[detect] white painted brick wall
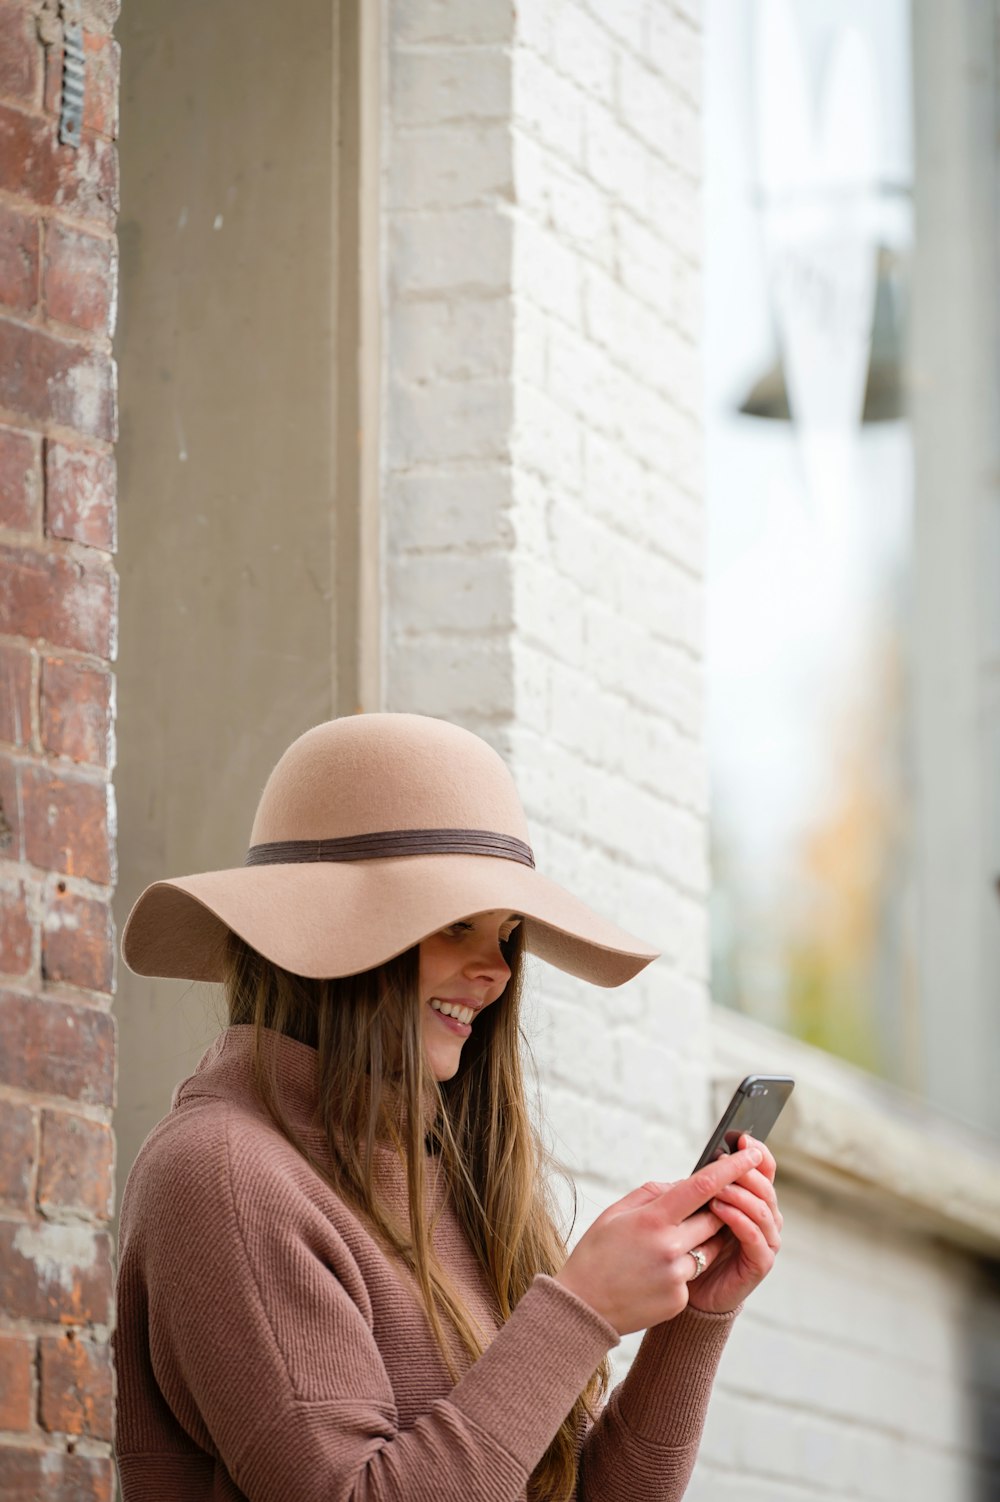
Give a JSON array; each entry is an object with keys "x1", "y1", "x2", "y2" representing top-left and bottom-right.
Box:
[
  {"x1": 381, "y1": 1, "x2": 1000, "y2": 1497},
  {"x1": 690, "y1": 1181, "x2": 992, "y2": 1502},
  {"x1": 384, "y1": 1, "x2": 516, "y2": 726}
]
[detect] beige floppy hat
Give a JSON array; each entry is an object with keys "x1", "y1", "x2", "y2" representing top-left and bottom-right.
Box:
[{"x1": 120, "y1": 713, "x2": 660, "y2": 988}]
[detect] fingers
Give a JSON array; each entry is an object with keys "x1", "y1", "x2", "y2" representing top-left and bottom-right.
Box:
[
  {"x1": 710, "y1": 1181, "x2": 782, "y2": 1254},
  {"x1": 666, "y1": 1146, "x2": 764, "y2": 1222},
  {"x1": 672, "y1": 1207, "x2": 724, "y2": 1251},
  {"x1": 729, "y1": 1135, "x2": 782, "y2": 1229},
  {"x1": 724, "y1": 1166, "x2": 783, "y2": 1230},
  {"x1": 738, "y1": 1132, "x2": 777, "y2": 1184}
]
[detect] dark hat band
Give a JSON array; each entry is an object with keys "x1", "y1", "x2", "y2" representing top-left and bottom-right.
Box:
[{"x1": 244, "y1": 828, "x2": 536, "y2": 868}]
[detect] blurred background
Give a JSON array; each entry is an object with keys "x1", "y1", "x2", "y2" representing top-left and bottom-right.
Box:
[{"x1": 705, "y1": 0, "x2": 1000, "y2": 1142}]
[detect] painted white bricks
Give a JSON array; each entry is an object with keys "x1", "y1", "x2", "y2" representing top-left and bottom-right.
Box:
[
  {"x1": 390, "y1": 47, "x2": 511, "y2": 125},
  {"x1": 616, "y1": 206, "x2": 702, "y2": 337},
  {"x1": 511, "y1": 217, "x2": 583, "y2": 327},
  {"x1": 380, "y1": 3, "x2": 998, "y2": 1498},
  {"x1": 389, "y1": 207, "x2": 512, "y2": 296},
  {"x1": 583, "y1": 0, "x2": 647, "y2": 58},
  {"x1": 583, "y1": 95, "x2": 651, "y2": 208},
  {"x1": 512, "y1": 389, "x2": 584, "y2": 493},
  {"x1": 694, "y1": 1180, "x2": 986, "y2": 1502},
  {"x1": 391, "y1": 1, "x2": 513, "y2": 47},
  {"x1": 385, "y1": 0, "x2": 716, "y2": 1179},
  {"x1": 388, "y1": 469, "x2": 515, "y2": 553},
  {"x1": 391, "y1": 297, "x2": 512, "y2": 384},
  {"x1": 388, "y1": 635, "x2": 515, "y2": 720},
  {"x1": 647, "y1": 3, "x2": 702, "y2": 106},
  {"x1": 616, "y1": 51, "x2": 702, "y2": 177},
  {"x1": 388, "y1": 124, "x2": 512, "y2": 210},
  {"x1": 385, "y1": 0, "x2": 516, "y2": 723},
  {"x1": 388, "y1": 551, "x2": 512, "y2": 633},
  {"x1": 513, "y1": 48, "x2": 588, "y2": 165},
  {"x1": 551, "y1": 4, "x2": 617, "y2": 107},
  {"x1": 505, "y1": 15, "x2": 718, "y2": 1382},
  {"x1": 515, "y1": 133, "x2": 615, "y2": 269},
  {"x1": 388, "y1": 376, "x2": 512, "y2": 466}
]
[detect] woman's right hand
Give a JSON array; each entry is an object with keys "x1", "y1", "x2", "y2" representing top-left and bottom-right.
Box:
[{"x1": 553, "y1": 1145, "x2": 763, "y2": 1336}]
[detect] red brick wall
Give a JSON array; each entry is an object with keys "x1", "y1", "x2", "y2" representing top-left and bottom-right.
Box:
[{"x1": 0, "y1": 0, "x2": 119, "y2": 1494}]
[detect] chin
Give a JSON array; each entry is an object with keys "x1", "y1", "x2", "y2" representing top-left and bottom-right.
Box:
[{"x1": 428, "y1": 1049, "x2": 461, "y2": 1082}]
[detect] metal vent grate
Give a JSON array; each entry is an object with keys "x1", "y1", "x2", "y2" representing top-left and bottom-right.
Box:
[{"x1": 58, "y1": 22, "x2": 85, "y2": 149}]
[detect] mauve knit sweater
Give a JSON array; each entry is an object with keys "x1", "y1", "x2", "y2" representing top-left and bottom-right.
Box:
[{"x1": 113, "y1": 1026, "x2": 738, "y2": 1501}]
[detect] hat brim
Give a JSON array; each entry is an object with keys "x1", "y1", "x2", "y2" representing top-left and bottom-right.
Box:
[{"x1": 120, "y1": 854, "x2": 660, "y2": 989}]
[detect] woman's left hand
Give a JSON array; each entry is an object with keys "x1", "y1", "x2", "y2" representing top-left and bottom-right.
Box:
[{"x1": 685, "y1": 1133, "x2": 782, "y2": 1315}]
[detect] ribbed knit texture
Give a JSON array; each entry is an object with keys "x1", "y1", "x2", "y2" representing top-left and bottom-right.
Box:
[{"x1": 113, "y1": 1026, "x2": 737, "y2": 1501}]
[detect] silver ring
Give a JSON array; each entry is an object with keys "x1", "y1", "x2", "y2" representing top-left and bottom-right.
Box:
[{"x1": 688, "y1": 1247, "x2": 707, "y2": 1278}]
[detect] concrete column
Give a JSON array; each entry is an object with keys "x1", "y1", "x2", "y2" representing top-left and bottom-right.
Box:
[
  {"x1": 113, "y1": 0, "x2": 369, "y2": 1190},
  {"x1": 910, "y1": 0, "x2": 1000, "y2": 1133}
]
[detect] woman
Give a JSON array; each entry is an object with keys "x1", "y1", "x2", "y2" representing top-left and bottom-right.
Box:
[{"x1": 114, "y1": 713, "x2": 781, "y2": 1502}]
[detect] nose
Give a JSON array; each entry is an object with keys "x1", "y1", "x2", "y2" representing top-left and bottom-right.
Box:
[{"x1": 461, "y1": 935, "x2": 511, "y2": 987}]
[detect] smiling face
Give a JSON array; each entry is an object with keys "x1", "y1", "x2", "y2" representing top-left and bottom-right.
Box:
[{"x1": 418, "y1": 909, "x2": 523, "y2": 1081}]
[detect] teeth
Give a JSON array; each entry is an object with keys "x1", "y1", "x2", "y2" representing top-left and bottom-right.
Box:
[{"x1": 430, "y1": 999, "x2": 474, "y2": 1025}]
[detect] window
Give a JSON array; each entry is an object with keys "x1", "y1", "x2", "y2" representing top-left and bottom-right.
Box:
[{"x1": 705, "y1": 0, "x2": 918, "y2": 1087}]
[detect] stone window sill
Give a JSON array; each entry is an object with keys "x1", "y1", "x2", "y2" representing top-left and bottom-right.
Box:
[{"x1": 709, "y1": 1004, "x2": 1000, "y2": 1256}]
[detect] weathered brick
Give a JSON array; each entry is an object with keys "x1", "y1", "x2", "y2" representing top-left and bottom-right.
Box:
[
  {"x1": 0, "y1": 3, "x2": 42, "y2": 105},
  {"x1": 42, "y1": 886, "x2": 113, "y2": 993},
  {"x1": 77, "y1": 0, "x2": 122, "y2": 32},
  {"x1": 0, "y1": 200, "x2": 40, "y2": 314},
  {"x1": 0, "y1": 990, "x2": 115, "y2": 1106},
  {"x1": 41, "y1": 656, "x2": 114, "y2": 766},
  {"x1": 0, "y1": 874, "x2": 33, "y2": 977},
  {"x1": 39, "y1": 1331, "x2": 113, "y2": 1439},
  {"x1": 0, "y1": 641, "x2": 33, "y2": 746},
  {"x1": 21, "y1": 761, "x2": 113, "y2": 883},
  {"x1": 0, "y1": 751, "x2": 21, "y2": 859},
  {"x1": 0, "y1": 1445, "x2": 113, "y2": 1500},
  {"x1": 44, "y1": 440, "x2": 116, "y2": 551},
  {"x1": 42, "y1": 221, "x2": 116, "y2": 335},
  {"x1": 44, "y1": 31, "x2": 121, "y2": 140},
  {"x1": 0, "y1": 1334, "x2": 34, "y2": 1431},
  {"x1": 0, "y1": 322, "x2": 116, "y2": 441},
  {"x1": 0, "y1": 423, "x2": 42, "y2": 530},
  {"x1": 0, "y1": 1219, "x2": 112, "y2": 1325},
  {"x1": 0, "y1": 1098, "x2": 35, "y2": 1209},
  {"x1": 0, "y1": 102, "x2": 118, "y2": 228},
  {"x1": 0, "y1": 544, "x2": 116, "y2": 657},
  {"x1": 38, "y1": 1109, "x2": 113, "y2": 1220}
]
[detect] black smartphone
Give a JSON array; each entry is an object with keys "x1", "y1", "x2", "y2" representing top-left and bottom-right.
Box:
[{"x1": 691, "y1": 1074, "x2": 795, "y2": 1174}]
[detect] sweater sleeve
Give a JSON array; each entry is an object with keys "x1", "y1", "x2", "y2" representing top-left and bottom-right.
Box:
[
  {"x1": 576, "y1": 1304, "x2": 740, "y2": 1502},
  {"x1": 121, "y1": 1116, "x2": 621, "y2": 1502}
]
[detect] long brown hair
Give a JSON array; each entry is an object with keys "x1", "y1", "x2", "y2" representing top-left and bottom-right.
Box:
[{"x1": 222, "y1": 923, "x2": 611, "y2": 1502}]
